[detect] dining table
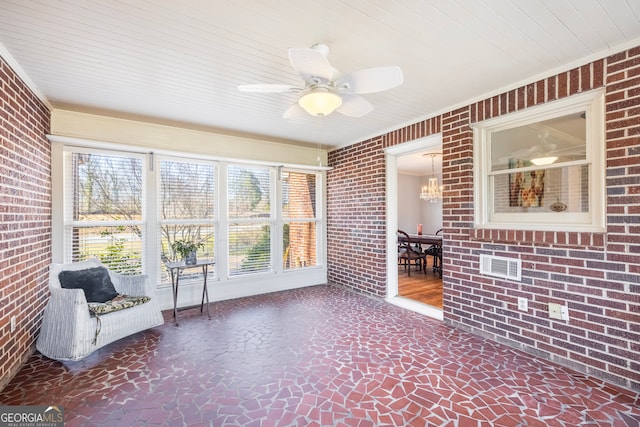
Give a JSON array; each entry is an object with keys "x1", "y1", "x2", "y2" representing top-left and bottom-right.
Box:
[
  {"x1": 403, "y1": 233, "x2": 442, "y2": 246},
  {"x1": 398, "y1": 233, "x2": 443, "y2": 275}
]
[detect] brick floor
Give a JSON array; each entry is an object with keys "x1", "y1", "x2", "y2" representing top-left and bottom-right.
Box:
[{"x1": 1, "y1": 285, "x2": 639, "y2": 426}]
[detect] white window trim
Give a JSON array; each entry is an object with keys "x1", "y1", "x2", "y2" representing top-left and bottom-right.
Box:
[
  {"x1": 473, "y1": 89, "x2": 606, "y2": 232},
  {"x1": 156, "y1": 155, "x2": 218, "y2": 286},
  {"x1": 225, "y1": 162, "x2": 277, "y2": 278},
  {"x1": 281, "y1": 168, "x2": 324, "y2": 272},
  {"x1": 61, "y1": 146, "x2": 149, "y2": 268}
]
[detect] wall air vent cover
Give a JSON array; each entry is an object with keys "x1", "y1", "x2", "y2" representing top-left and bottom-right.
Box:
[{"x1": 479, "y1": 254, "x2": 521, "y2": 281}]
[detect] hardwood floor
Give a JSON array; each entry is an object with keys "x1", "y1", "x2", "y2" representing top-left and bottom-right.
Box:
[{"x1": 398, "y1": 257, "x2": 443, "y2": 308}]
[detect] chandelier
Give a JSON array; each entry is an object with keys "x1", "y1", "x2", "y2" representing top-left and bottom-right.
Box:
[{"x1": 419, "y1": 153, "x2": 443, "y2": 203}]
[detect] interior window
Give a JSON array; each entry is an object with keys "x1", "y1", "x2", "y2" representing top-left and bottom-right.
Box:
[{"x1": 474, "y1": 90, "x2": 605, "y2": 232}]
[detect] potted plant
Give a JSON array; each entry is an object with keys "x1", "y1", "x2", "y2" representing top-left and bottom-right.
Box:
[{"x1": 171, "y1": 239, "x2": 204, "y2": 265}]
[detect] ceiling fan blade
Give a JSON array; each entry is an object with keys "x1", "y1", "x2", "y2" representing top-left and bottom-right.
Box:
[
  {"x1": 283, "y1": 103, "x2": 308, "y2": 120},
  {"x1": 336, "y1": 94, "x2": 373, "y2": 117},
  {"x1": 336, "y1": 66, "x2": 404, "y2": 94},
  {"x1": 238, "y1": 84, "x2": 298, "y2": 93},
  {"x1": 288, "y1": 47, "x2": 333, "y2": 82}
]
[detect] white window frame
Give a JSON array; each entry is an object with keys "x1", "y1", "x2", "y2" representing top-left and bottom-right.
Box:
[
  {"x1": 281, "y1": 168, "x2": 323, "y2": 271},
  {"x1": 61, "y1": 146, "x2": 148, "y2": 269},
  {"x1": 157, "y1": 155, "x2": 218, "y2": 285},
  {"x1": 225, "y1": 162, "x2": 277, "y2": 278},
  {"x1": 51, "y1": 135, "x2": 328, "y2": 310},
  {"x1": 473, "y1": 90, "x2": 605, "y2": 232}
]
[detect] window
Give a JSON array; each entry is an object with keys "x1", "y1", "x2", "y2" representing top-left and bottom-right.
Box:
[
  {"x1": 63, "y1": 149, "x2": 145, "y2": 274},
  {"x1": 282, "y1": 170, "x2": 320, "y2": 270},
  {"x1": 159, "y1": 158, "x2": 216, "y2": 284},
  {"x1": 227, "y1": 164, "x2": 274, "y2": 276},
  {"x1": 474, "y1": 90, "x2": 605, "y2": 232},
  {"x1": 57, "y1": 140, "x2": 326, "y2": 296}
]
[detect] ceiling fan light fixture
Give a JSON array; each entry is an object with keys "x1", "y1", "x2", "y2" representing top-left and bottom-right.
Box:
[
  {"x1": 241, "y1": 43, "x2": 403, "y2": 118},
  {"x1": 530, "y1": 156, "x2": 558, "y2": 166},
  {"x1": 298, "y1": 88, "x2": 342, "y2": 117}
]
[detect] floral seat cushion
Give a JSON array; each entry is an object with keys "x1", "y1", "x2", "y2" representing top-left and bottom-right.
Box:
[
  {"x1": 86, "y1": 295, "x2": 152, "y2": 344},
  {"x1": 87, "y1": 295, "x2": 151, "y2": 316}
]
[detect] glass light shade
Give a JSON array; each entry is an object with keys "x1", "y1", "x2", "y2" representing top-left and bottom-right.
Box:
[
  {"x1": 530, "y1": 156, "x2": 558, "y2": 166},
  {"x1": 298, "y1": 89, "x2": 342, "y2": 117}
]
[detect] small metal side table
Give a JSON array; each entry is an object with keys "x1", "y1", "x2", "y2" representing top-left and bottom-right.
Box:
[{"x1": 164, "y1": 259, "x2": 215, "y2": 324}]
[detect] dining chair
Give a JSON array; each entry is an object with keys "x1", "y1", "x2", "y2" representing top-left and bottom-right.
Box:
[
  {"x1": 424, "y1": 228, "x2": 443, "y2": 276},
  {"x1": 397, "y1": 230, "x2": 427, "y2": 276}
]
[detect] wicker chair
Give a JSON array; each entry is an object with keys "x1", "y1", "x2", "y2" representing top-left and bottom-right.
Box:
[{"x1": 36, "y1": 259, "x2": 164, "y2": 361}]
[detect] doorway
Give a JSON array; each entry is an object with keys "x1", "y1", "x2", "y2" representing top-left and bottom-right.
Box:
[{"x1": 385, "y1": 135, "x2": 443, "y2": 320}]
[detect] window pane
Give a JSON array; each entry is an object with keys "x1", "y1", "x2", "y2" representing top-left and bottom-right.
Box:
[
  {"x1": 159, "y1": 159, "x2": 216, "y2": 285},
  {"x1": 494, "y1": 164, "x2": 589, "y2": 213},
  {"x1": 228, "y1": 165, "x2": 271, "y2": 218},
  {"x1": 68, "y1": 225, "x2": 143, "y2": 274},
  {"x1": 71, "y1": 153, "x2": 142, "y2": 221},
  {"x1": 229, "y1": 223, "x2": 271, "y2": 275},
  {"x1": 65, "y1": 151, "x2": 144, "y2": 274},
  {"x1": 282, "y1": 171, "x2": 317, "y2": 218},
  {"x1": 491, "y1": 112, "x2": 586, "y2": 172},
  {"x1": 283, "y1": 222, "x2": 317, "y2": 269},
  {"x1": 160, "y1": 224, "x2": 215, "y2": 262},
  {"x1": 160, "y1": 161, "x2": 215, "y2": 220},
  {"x1": 159, "y1": 224, "x2": 215, "y2": 284}
]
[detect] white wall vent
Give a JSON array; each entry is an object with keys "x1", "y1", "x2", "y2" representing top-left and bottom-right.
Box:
[{"x1": 479, "y1": 254, "x2": 521, "y2": 281}]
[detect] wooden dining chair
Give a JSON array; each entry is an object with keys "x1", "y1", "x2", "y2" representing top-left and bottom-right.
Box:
[
  {"x1": 397, "y1": 230, "x2": 427, "y2": 276},
  {"x1": 424, "y1": 228, "x2": 443, "y2": 276}
]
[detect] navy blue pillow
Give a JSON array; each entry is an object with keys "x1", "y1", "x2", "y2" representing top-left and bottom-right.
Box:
[{"x1": 58, "y1": 267, "x2": 119, "y2": 303}]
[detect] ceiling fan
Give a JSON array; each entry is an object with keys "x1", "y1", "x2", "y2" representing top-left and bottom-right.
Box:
[{"x1": 238, "y1": 43, "x2": 403, "y2": 119}]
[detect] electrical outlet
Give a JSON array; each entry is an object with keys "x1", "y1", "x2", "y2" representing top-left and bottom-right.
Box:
[
  {"x1": 10, "y1": 316, "x2": 16, "y2": 333},
  {"x1": 560, "y1": 305, "x2": 569, "y2": 321},
  {"x1": 517, "y1": 297, "x2": 528, "y2": 311},
  {"x1": 549, "y1": 303, "x2": 566, "y2": 320}
]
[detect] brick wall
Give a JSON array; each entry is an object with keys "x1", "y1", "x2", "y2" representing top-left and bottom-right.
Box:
[
  {"x1": 327, "y1": 46, "x2": 640, "y2": 391},
  {"x1": 327, "y1": 137, "x2": 387, "y2": 295},
  {"x1": 0, "y1": 58, "x2": 51, "y2": 390}
]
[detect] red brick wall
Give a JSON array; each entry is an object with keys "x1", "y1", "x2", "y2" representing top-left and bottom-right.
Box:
[
  {"x1": 327, "y1": 118, "x2": 441, "y2": 296},
  {"x1": 327, "y1": 137, "x2": 386, "y2": 295},
  {"x1": 327, "y1": 46, "x2": 640, "y2": 391},
  {"x1": 0, "y1": 58, "x2": 51, "y2": 390}
]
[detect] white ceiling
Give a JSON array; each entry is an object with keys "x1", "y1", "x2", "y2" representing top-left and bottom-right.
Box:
[
  {"x1": 0, "y1": 0, "x2": 639, "y2": 160},
  {"x1": 397, "y1": 151, "x2": 443, "y2": 178}
]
